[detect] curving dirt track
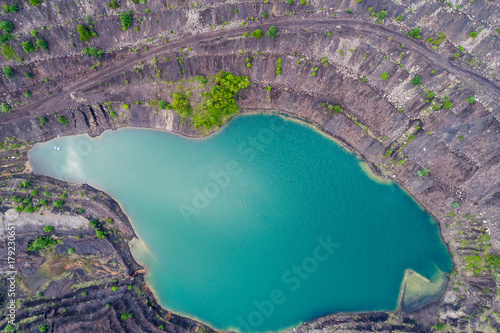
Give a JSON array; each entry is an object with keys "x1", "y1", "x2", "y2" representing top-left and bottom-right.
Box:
[{"x1": 1, "y1": 17, "x2": 498, "y2": 125}]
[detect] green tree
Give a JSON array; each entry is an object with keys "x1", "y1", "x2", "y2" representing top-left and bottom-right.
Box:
[
  {"x1": 466, "y1": 96, "x2": 475, "y2": 103},
  {"x1": 38, "y1": 324, "x2": 48, "y2": 332},
  {"x1": 266, "y1": 25, "x2": 277, "y2": 39},
  {"x1": 21, "y1": 40, "x2": 36, "y2": 54},
  {"x1": 408, "y1": 28, "x2": 421, "y2": 39},
  {"x1": 377, "y1": 11, "x2": 387, "y2": 19},
  {"x1": 251, "y1": 29, "x2": 264, "y2": 39},
  {"x1": 108, "y1": 0, "x2": 119, "y2": 9},
  {"x1": 68, "y1": 248, "x2": 75, "y2": 254},
  {"x1": 171, "y1": 93, "x2": 192, "y2": 120},
  {"x1": 3, "y1": 65, "x2": 13, "y2": 78},
  {"x1": 380, "y1": 71, "x2": 389, "y2": 81},
  {"x1": 121, "y1": 313, "x2": 132, "y2": 321},
  {"x1": 37, "y1": 39, "x2": 49, "y2": 50},
  {"x1": 1, "y1": 44, "x2": 16, "y2": 60},
  {"x1": 96, "y1": 230, "x2": 106, "y2": 239},
  {"x1": 1, "y1": 102, "x2": 11, "y2": 114},
  {"x1": 2, "y1": 4, "x2": 19, "y2": 13},
  {"x1": 262, "y1": 12, "x2": 268, "y2": 18},
  {"x1": 120, "y1": 12, "x2": 133, "y2": 30},
  {"x1": 417, "y1": 168, "x2": 430, "y2": 177},
  {"x1": 57, "y1": 116, "x2": 68, "y2": 125},
  {"x1": 158, "y1": 100, "x2": 168, "y2": 109},
  {"x1": 28, "y1": 236, "x2": 56, "y2": 251},
  {"x1": 0, "y1": 21, "x2": 14, "y2": 33},
  {"x1": 77, "y1": 25, "x2": 92, "y2": 41},
  {"x1": 83, "y1": 47, "x2": 104, "y2": 58},
  {"x1": 29, "y1": 0, "x2": 43, "y2": 5},
  {"x1": 53, "y1": 200, "x2": 65, "y2": 208},
  {"x1": 44, "y1": 225, "x2": 54, "y2": 233},
  {"x1": 411, "y1": 75, "x2": 421, "y2": 85}
]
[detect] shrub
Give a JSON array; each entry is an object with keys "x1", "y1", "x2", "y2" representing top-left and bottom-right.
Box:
[
  {"x1": 2, "y1": 4, "x2": 19, "y2": 13},
  {"x1": 411, "y1": 75, "x2": 421, "y2": 85},
  {"x1": 287, "y1": 0, "x2": 293, "y2": 4},
  {"x1": 262, "y1": 12, "x2": 268, "y2": 18},
  {"x1": 0, "y1": 21, "x2": 14, "y2": 33},
  {"x1": 158, "y1": 100, "x2": 168, "y2": 109},
  {"x1": 171, "y1": 93, "x2": 192, "y2": 120},
  {"x1": 28, "y1": 236, "x2": 56, "y2": 251},
  {"x1": 377, "y1": 11, "x2": 387, "y2": 20},
  {"x1": 23, "y1": 204, "x2": 35, "y2": 213},
  {"x1": 426, "y1": 91, "x2": 435, "y2": 99},
  {"x1": 31, "y1": 190, "x2": 39, "y2": 196},
  {"x1": 122, "y1": 104, "x2": 130, "y2": 110},
  {"x1": 121, "y1": 312, "x2": 132, "y2": 321},
  {"x1": 1, "y1": 102, "x2": 11, "y2": 114},
  {"x1": 29, "y1": 0, "x2": 42, "y2": 5},
  {"x1": 408, "y1": 28, "x2": 421, "y2": 39},
  {"x1": 43, "y1": 225, "x2": 54, "y2": 232},
  {"x1": 53, "y1": 200, "x2": 65, "y2": 208},
  {"x1": 333, "y1": 105, "x2": 342, "y2": 114},
  {"x1": 380, "y1": 71, "x2": 389, "y2": 81},
  {"x1": 1, "y1": 44, "x2": 16, "y2": 60},
  {"x1": 37, "y1": 39, "x2": 48, "y2": 50},
  {"x1": 0, "y1": 32, "x2": 13, "y2": 44},
  {"x1": 108, "y1": 0, "x2": 119, "y2": 9},
  {"x1": 417, "y1": 168, "x2": 430, "y2": 177},
  {"x1": 396, "y1": 15, "x2": 403, "y2": 22},
  {"x1": 275, "y1": 57, "x2": 282, "y2": 74},
  {"x1": 57, "y1": 116, "x2": 68, "y2": 125},
  {"x1": 346, "y1": 8, "x2": 352, "y2": 13},
  {"x1": 83, "y1": 47, "x2": 104, "y2": 58},
  {"x1": 266, "y1": 25, "x2": 277, "y2": 39},
  {"x1": 466, "y1": 96, "x2": 475, "y2": 103},
  {"x1": 3, "y1": 65, "x2": 13, "y2": 78},
  {"x1": 96, "y1": 230, "x2": 106, "y2": 239},
  {"x1": 112, "y1": 286, "x2": 118, "y2": 291},
  {"x1": 120, "y1": 12, "x2": 133, "y2": 30},
  {"x1": 251, "y1": 29, "x2": 264, "y2": 38},
  {"x1": 469, "y1": 31, "x2": 478, "y2": 38},
  {"x1": 21, "y1": 40, "x2": 36, "y2": 54},
  {"x1": 77, "y1": 25, "x2": 92, "y2": 42},
  {"x1": 37, "y1": 324, "x2": 48, "y2": 332},
  {"x1": 234, "y1": 8, "x2": 238, "y2": 14},
  {"x1": 442, "y1": 96, "x2": 453, "y2": 109}
]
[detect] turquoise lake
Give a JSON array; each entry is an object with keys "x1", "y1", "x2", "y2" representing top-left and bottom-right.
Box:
[{"x1": 29, "y1": 114, "x2": 452, "y2": 332}]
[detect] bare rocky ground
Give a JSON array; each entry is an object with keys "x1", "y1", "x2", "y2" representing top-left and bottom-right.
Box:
[{"x1": 0, "y1": 0, "x2": 499, "y2": 332}]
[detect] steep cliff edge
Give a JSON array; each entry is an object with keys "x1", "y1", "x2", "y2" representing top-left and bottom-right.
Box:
[{"x1": 0, "y1": 0, "x2": 499, "y2": 332}]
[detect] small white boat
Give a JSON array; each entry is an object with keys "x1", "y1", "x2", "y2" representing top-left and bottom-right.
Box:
[{"x1": 53, "y1": 146, "x2": 61, "y2": 151}]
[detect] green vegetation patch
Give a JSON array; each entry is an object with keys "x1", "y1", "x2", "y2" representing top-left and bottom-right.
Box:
[
  {"x1": 28, "y1": 236, "x2": 56, "y2": 252},
  {"x1": 171, "y1": 71, "x2": 250, "y2": 131}
]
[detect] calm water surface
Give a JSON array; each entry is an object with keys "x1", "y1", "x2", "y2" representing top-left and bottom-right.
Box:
[{"x1": 29, "y1": 114, "x2": 452, "y2": 332}]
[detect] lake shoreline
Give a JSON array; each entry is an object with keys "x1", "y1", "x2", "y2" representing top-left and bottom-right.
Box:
[{"x1": 27, "y1": 113, "x2": 453, "y2": 333}]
